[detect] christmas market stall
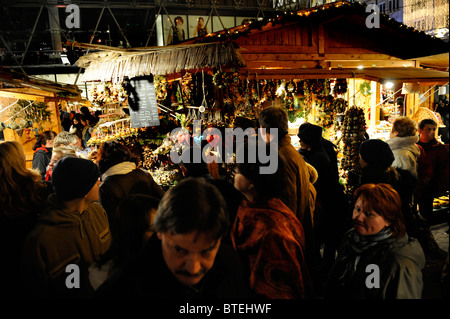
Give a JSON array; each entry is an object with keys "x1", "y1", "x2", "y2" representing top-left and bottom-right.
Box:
[
  {"x1": 180, "y1": 0, "x2": 449, "y2": 194},
  {"x1": 74, "y1": 40, "x2": 245, "y2": 187},
  {"x1": 73, "y1": 1, "x2": 449, "y2": 195},
  {"x1": 0, "y1": 68, "x2": 83, "y2": 168}
]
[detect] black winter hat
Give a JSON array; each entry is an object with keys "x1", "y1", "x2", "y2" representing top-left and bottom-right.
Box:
[
  {"x1": 52, "y1": 157, "x2": 100, "y2": 201},
  {"x1": 297, "y1": 123, "x2": 323, "y2": 147},
  {"x1": 359, "y1": 139, "x2": 395, "y2": 169}
]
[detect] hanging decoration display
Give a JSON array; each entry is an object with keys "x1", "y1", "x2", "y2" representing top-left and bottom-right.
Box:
[
  {"x1": 331, "y1": 97, "x2": 349, "y2": 131},
  {"x1": 7, "y1": 100, "x2": 52, "y2": 133},
  {"x1": 87, "y1": 117, "x2": 139, "y2": 146},
  {"x1": 89, "y1": 82, "x2": 128, "y2": 106},
  {"x1": 180, "y1": 72, "x2": 194, "y2": 106},
  {"x1": 154, "y1": 75, "x2": 169, "y2": 103},
  {"x1": 84, "y1": 63, "x2": 359, "y2": 192},
  {"x1": 340, "y1": 105, "x2": 367, "y2": 195},
  {"x1": 333, "y1": 78, "x2": 348, "y2": 96}
]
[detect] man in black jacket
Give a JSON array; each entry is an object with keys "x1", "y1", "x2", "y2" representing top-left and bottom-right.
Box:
[{"x1": 96, "y1": 177, "x2": 253, "y2": 299}]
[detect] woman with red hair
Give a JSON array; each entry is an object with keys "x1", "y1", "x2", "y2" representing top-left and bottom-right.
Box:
[{"x1": 325, "y1": 183, "x2": 426, "y2": 299}]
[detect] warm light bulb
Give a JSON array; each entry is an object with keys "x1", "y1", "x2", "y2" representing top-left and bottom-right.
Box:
[{"x1": 384, "y1": 82, "x2": 394, "y2": 89}]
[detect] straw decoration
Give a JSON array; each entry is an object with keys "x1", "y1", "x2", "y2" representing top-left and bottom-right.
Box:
[{"x1": 77, "y1": 42, "x2": 245, "y2": 83}]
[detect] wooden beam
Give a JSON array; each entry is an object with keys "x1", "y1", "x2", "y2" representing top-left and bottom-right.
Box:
[
  {"x1": 240, "y1": 53, "x2": 400, "y2": 61},
  {"x1": 240, "y1": 68, "x2": 367, "y2": 80},
  {"x1": 329, "y1": 60, "x2": 416, "y2": 68},
  {"x1": 237, "y1": 45, "x2": 318, "y2": 54},
  {"x1": 0, "y1": 88, "x2": 54, "y2": 97},
  {"x1": 391, "y1": 78, "x2": 449, "y2": 84},
  {"x1": 244, "y1": 61, "x2": 322, "y2": 69},
  {"x1": 0, "y1": 90, "x2": 47, "y2": 102},
  {"x1": 318, "y1": 23, "x2": 325, "y2": 55}
]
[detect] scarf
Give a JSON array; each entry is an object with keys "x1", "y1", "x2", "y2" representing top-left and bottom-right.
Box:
[
  {"x1": 334, "y1": 227, "x2": 393, "y2": 285},
  {"x1": 348, "y1": 227, "x2": 393, "y2": 254}
]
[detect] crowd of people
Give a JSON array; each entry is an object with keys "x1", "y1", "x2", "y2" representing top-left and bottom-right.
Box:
[{"x1": 0, "y1": 105, "x2": 449, "y2": 300}]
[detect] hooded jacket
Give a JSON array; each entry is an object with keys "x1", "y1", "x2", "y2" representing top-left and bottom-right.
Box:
[
  {"x1": 386, "y1": 135, "x2": 421, "y2": 180},
  {"x1": 326, "y1": 231, "x2": 426, "y2": 299},
  {"x1": 21, "y1": 194, "x2": 111, "y2": 298}
]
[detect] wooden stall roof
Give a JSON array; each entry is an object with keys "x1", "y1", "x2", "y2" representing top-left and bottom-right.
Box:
[
  {"x1": 340, "y1": 67, "x2": 449, "y2": 84},
  {"x1": 410, "y1": 53, "x2": 449, "y2": 70},
  {"x1": 183, "y1": 1, "x2": 449, "y2": 81},
  {"x1": 0, "y1": 68, "x2": 82, "y2": 102}
]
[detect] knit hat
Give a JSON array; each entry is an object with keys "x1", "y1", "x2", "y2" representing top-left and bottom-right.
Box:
[
  {"x1": 297, "y1": 123, "x2": 323, "y2": 147},
  {"x1": 52, "y1": 157, "x2": 100, "y2": 201},
  {"x1": 359, "y1": 139, "x2": 395, "y2": 169}
]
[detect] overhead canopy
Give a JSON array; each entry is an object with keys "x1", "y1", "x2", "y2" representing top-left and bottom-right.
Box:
[
  {"x1": 0, "y1": 68, "x2": 82, "y2": 101},
  {"x1": 409, "y1": 53, "x2": 449, "y2": 70},
  {"x1": 74, "y1": 41, "x2": 245, "y2": 83},
  {"x1": 339, "y1": 67, "x2": 449, "y2": 85}
]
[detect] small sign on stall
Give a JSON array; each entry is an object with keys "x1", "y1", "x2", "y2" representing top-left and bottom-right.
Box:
[{"x1": 126, "y1": 76, "x2": 160, "y2": 128}]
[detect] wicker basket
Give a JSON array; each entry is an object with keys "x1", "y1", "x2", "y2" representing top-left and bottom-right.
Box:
[{"x1": 411, "y1": 107, "x2": 444, "y2": 126}]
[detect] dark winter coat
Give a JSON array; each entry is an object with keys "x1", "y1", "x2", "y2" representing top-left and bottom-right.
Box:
[
  {"x1": 325, "y1": 231, "x2": 425, "y2": 299},
  {"x1": 299, "y1": 145, "x2": 349, "y2": 244},
  {"x1": 95, "y1": 233, "x2": 254, "y2": 299},
  {"x1": 416, "y1": 139, "x2": 449, "y2": 199},
  {"x1": 0, "y1": 181, "x2": 53, "y2": 298},
  {"x1": 32, "y1": 147, "x2": 52, "y2": 180}
]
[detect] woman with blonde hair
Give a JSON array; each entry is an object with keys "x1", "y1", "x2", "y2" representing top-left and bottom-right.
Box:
[
  {"x1": 0, "y1": 141, "x2": 53, "y2": 297},
  {"x1": 45, "y1": 145, "x2": 78, "y2": 182}
]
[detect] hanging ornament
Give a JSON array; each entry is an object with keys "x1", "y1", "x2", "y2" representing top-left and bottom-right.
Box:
[{"x1": 333, "y1": 78, "x2": 348, "y2": 96}]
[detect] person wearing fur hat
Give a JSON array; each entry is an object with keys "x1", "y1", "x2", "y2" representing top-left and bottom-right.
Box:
[
  {"x1": 21, "y1": 157, "x2": 112, "y2": 298},
  {"x1": 386, "y1": 116, "x2": 421, "y2": 180},
  {"x1": 385, "y1": 118, "x2": 442, "y2": 257}
]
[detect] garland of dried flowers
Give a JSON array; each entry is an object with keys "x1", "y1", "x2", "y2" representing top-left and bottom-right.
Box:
[{"x1": 340, "y1": 106, "x2": 367, "y2": 195}]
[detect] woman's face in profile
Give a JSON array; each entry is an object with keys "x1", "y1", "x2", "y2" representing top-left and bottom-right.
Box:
[{"x1": 352, "y1": 197, "x2": 390, "y2": 236}]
